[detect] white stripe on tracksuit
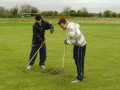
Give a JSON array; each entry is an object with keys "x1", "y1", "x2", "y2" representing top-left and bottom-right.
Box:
[
  {"x1": 78, "y1": 46, "x2": 83, "y2": 80},
  {"x1": 78, "y1": 47, "x2": 81, "y2": 79}
]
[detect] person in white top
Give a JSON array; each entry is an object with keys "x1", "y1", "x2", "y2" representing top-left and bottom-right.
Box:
[{"x1": 58, "y1": 18, "x2": 86, "y2": 83}]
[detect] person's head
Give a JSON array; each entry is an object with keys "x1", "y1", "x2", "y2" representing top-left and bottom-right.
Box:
[
  {"x1": 58, "y1": 18, "x2": 68, "y2": 30},
  {"x1": 35, "y1": 14, "x2": 42, "y2": 24}
]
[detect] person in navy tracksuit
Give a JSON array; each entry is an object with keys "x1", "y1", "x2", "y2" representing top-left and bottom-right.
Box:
[{"x1": 27, "y1": 15, "x2": 54, "y2": 70}]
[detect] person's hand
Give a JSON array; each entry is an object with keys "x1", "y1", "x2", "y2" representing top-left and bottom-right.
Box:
[
  {"x1": 64, "y1": 39, "x2": 70, "y2": 45},
  {"x1": 50, "y1": 29, "x2": 54, "y2": 34}
]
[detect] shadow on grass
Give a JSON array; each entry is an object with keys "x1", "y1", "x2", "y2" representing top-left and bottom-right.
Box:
[{"x1": 41, "y1": 67, "x2": 62, "y2": 75}]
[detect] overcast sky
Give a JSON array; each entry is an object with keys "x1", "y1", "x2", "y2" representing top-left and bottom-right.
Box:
[{"x1": 0, "y1": 0, "x2": 120, "y2": 13}]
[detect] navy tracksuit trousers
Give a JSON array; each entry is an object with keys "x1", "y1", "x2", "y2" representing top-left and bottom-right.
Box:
[
  {"x1": 29, "y1": 42, "x2": 46, "y2": 66},
  {"x1": 73, "y1": 44, "x2": 86, "y2": 81}
]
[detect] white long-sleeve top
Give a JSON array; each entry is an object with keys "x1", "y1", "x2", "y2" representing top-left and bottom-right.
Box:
[{"x1": 66, "y1": 22, "x2": 86, "y2": 46}]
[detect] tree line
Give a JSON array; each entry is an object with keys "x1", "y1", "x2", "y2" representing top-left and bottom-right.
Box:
[{"x1": 0, "y1": 4, "x2": 120, "y2": 18}]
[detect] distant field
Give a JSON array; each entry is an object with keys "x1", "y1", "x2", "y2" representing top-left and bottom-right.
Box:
[
  {"x1": 0, "y1": 17, "x2": 120, "y2": 24},
  {"x1": 0, "y1": 17, "x2": 120, "y2": 90}
]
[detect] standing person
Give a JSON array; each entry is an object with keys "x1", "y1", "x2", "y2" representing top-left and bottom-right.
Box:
[
  {"x1": 58, "y1": 18, "x2": 86, "y2": 83},
  {"x1": 27, "y1": 14, "x2": 54, "y2": 70}
]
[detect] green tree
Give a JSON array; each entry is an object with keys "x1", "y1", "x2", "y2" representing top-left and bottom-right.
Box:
[
  {"x1": 112, "y1": 12, "x2": 116, "y2": 17},
  {"x1": 31, "y1": 7, "x2": 38, "y2": 13},
  {"x1": 40, "y1": 11, "x2": 52, "y2": 16},
  {"x1": 70, "y1": 10, "x2": 77, "y2": 16},
  {"x1": 77, "y1": 7, "x2": 89, "y2": 17},
  {"x1": 81, "y1": 7, "x2": 89, "y2": 17},
  {"x1": 77, "y1": 10, "x2": 82, "y2": 17},
  {"x1": 53, "y1": 11, "x2": 58, "y2": 16},
  {"x1": 104, "y1": 10, "x2": 111, "y2": 17},
  {"x1": 31, "y1": 7, "x2": 39, "y2": 16},
  {"x1": 98, "y1": 12, "x2": 104, "y2": 18}
]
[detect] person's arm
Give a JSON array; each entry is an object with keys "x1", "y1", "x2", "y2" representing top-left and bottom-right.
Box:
[
  {"x1": 44, "y1": 21, "x2": 54, "y2": 34},
  {"x1": 64, "y1": 26, "x2": 76, "y2": 45}
]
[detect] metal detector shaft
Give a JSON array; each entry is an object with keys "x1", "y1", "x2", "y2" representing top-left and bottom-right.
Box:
[
  {"x1": 61, "y1": 44, "x2": 66, "y2": 73},
  {"x1": 23, "y1": 43, "x2": 43, "y2": 72},
  {"x1": 61, "y1": 32, "x2": 68, "y2": 73}
]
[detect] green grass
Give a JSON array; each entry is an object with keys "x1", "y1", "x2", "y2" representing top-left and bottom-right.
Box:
[{"x1": 0, "y1": 18, "x2": 120, "y2": 90}]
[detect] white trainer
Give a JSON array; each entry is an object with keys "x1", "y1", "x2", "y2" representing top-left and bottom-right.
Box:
[
  {"x1": 27, "y1": 65, "x2": 32, "y2": 70},
  {"x1": 71, "y1": 79, "x2": 80, "y2": 83},
  {"x1": 40, "y1": 65, "x2": 46, "y2": 69}
]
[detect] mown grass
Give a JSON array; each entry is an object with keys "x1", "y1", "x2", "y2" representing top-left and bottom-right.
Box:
[{"x1": 0, "y1": 18, "x2": 120, "y2": 90}]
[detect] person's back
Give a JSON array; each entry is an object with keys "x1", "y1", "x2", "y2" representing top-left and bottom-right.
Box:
[{"x1": 66, "y1": 22, "x2": 86, "y2": 46}]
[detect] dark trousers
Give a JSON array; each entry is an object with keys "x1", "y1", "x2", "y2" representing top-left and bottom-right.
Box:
[
  {"x1": 29, "y1": 42, "x2": 46, "y2": 66},
  {"x1": 73, "y1": 44, "x2": 86, "y2": 81}
]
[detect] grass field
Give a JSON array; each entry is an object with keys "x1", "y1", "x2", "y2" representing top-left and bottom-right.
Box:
[{"x1": 0, "y1": 17, "x2": 120, "y2": 90}]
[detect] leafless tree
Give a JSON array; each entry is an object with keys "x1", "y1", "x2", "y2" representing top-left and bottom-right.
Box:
[
  {"x1": 11, "y1": 5, "x2": 18, "y2": 16},
  {"x1": 62, "y1": 6, "x2": 71, "y2": 16},
  {"x1": 20, "y1": 4, "x2": 32, "y2": 13},
  {"x1": 0, "y1": 6, "x2": 5, "y2": 16},
  {"x1": 20, "y1": 4, "x2": 39, "y2": 14}
]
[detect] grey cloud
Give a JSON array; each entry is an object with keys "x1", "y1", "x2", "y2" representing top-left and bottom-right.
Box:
[{"x1": 0, "y1": 0, "x2": 120, "y2": 13}]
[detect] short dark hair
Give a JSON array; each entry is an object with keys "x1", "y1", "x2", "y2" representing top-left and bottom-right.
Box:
[
  {"x1": 58, "y1": 18, "x2": 67, "y2": 25},
  {"x1": 35, "y1": 14, "x2": 42, "y2": 20}
]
